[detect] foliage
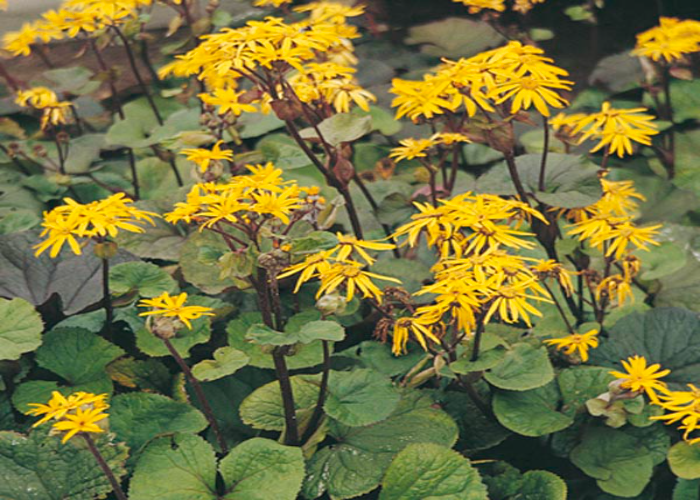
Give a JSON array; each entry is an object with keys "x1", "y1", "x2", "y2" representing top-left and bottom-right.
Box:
[{"x1": 0, "y1": 0, "x2": 699, "y2": 498}]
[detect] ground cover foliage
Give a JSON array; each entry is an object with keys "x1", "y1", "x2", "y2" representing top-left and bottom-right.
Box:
[{"x1": 0, "y1": 0, "x2": 700, "y2": 498}]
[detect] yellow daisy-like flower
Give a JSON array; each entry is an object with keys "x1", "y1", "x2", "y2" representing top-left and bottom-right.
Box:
[
  {"x1": 329, "y1": 233, "x2": 396, "y2": 265},
  {"x1": 452, "y1": 0, "x2": 506, "y2": 14},
  {"x1": 633, "y1": 17, "x2": 700, "y2": 63},
  {"x1": 392, "y1": 315, "x2": 441, "y2": 355},
  {"x1": 198, "y1": 88, "x2": 258, "y2": 117},
  {"x1": 317, "y1": 261, "x2": 401, "y2": 303},
  {"x1": 544, "y1": 329, "x2": 599, "y2": 362},
  {"x1": 389, "y1": 138, "x2": 438, "y2": 163},
  {"x1": 491, "y1": 75, "x2": 572, "y2": 117},
  {"x1": 181, "y1": 141, "x2": 234, "y2": 173},
  {"x1": 138, "y1": 292, "x2": 215, "y2": 329},
  {"x1": 52, "y1": 406, "x2": 108, "y2": 444},
  {"x1": 610, "y1": 355, "x2": 670, "y2": 403},
  {"x1": 651, "y1": 384, "x2": 700, "y2": 443}
]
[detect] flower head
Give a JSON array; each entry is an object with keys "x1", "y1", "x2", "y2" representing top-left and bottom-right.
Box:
[
  {"x1": 138, "y1": 292, "x2": 215, "y2": 329},
  {"x1": 610, "y1": 355, "x2": 670, "y2": 403},
  {"x1": 544, "y1": 329, "x2": 599, "y2": 362},
  {"x1": 26, "y1": 391, "x2": 109, "y2": 444},
  {"x1": 181, "y1": 141, "x2": 234, "y2": 173}
]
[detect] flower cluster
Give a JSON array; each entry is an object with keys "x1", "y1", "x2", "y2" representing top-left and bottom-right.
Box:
[
  {"x1": 138, "y1": 292, "x2": 214, "y2": 329},
  {"x1": 390, "y1": 40, "x2": 571, "y2": 123},
  {"x1": 165, "y1": 163, "x2": 314, "y2": 229},
  {"x1": 159, "y1": 3, "x2": 371, "y2": 117},
  {"x1": 632, "y1": 17, "x2": 700, "y2": 63},
  {"x1": 35, "y1": 193, "x2": 157, "y2": 258},
  {"x1": 26, "y1": 391, "x2": 109, "y2": 444},
  {"x1": 387, "y1": 193, "x2": 560, "y2": 354},
  {"x1": 552, "y1": 102, "x2": 659, "y2": 158},
  {"x1": 3, "y1": 0, "x2": 152, "y2": 57},
  {"x1": 15, "y1": 87, "x2": 73, "y2": 131},
  {"x1": 564, "y1": 176, "x2": 660, "y2": 307},
  {"x1": 453, "y1": 0, "x2": 546, "y2": 15},
  {"x1": 279, "y1": 234, "x2": 400, "y2": 304}
]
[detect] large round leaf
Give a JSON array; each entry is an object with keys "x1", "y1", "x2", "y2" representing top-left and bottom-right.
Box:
[
  {"x1": 484, "y1": 343, "x2": 554, "y2": 391},
  {"x1": 379, "y1": 443, "x2": 488, "y2": 500},
  {"x1": 0, "y1": 429, "x2": 128, "y2": 500},
  {"x1": 0, "y1": 298, "x2": 43, "y2": 361},
  {"x1": 669, "y1": 442, "x2": 700, "y2": 480},
  {"x1": 109, "y1": 261, "x2": 177, "y2": 298},
  {"x1": 324, "y1": 369, "x2": 400, "y2": 427},
  {"x1": 219, "y1": 438, "x2": 305, "y2": 500},
  {"x1": 110, "y1": 392, "x2": 208, "y2": 454},
  {"x1": 590, "y1": 307, "x2": 700, "y2": 388},
  {"x1": 492, "y1": 382, "x2": 574, "y2": 437}
]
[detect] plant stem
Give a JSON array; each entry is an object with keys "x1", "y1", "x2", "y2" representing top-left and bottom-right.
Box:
[
  {"x1": 470, "y1": 314, "x2": 486, "y2": 362},
  {"x1": 127, "y1": 148, "x2": 140, "y2": 199},
  {"x1": 272, "y1": 347, "x2": 299, "y2": 446},
  {"x1": 101, "y1": 258, "x2": 113, "y2": 340},
  {"x1": 352, "y1": 173, "x2": 400, "y2": 257},
  {"x1": 0, "y1": 143, "x2": 31, "y2": 175},
  {"x1": 538, "y1": 117, "x2": 549, "y2": 192},
  {"x1": 503, "y1": 150, "x2": 530, "y2": 204},
  {"x1": 162, "y1": 337, "x2": 229, "y2": 453},
  {"x1": 541, "y1": 281, "x2": 575, "y2": 333},
  {"x1": 302, "y1": 340, "x2": 330, "y2": 443},
  {"x1": 661, "y1": 65, "x2": 675, "y2": 179},
  {"x1": 83, "y1": 434, "x2": 128, "y2": 500},
  {"x1": 455, "y1": 375, "x2": 492, "y2": 418},
  {"x1": 111, "y1": 26, "x2": 163, "y2": 125},
  {"x1": 54, "y1": 135, "x2": 66, "y2": 175},
  {"x1": 0, "y1": 61, "x2": 21, "y2": 91}
]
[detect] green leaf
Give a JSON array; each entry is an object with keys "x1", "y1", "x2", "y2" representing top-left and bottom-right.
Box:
[
  {"x1": 219, "y1": 438, "x2": 305, "y2": 500},
  {"x1": 300, "y1": 113, "x2": 373, "y2": 147},
  {"x1": 303, "y1": 392, "x2": 459, "y2": 500},
  {"x1": 43, "y1": 66, "x2": 99, "y2": 95},
  {"x1": 443, "y1": 390, "x2": 511, "y2": 453},
  {"x1": 379, "y1": 443, "x2": 488, "y2": 500},
  {"x1": 371, "y1": 258, "x2": 431, "y2": 294},
  {"x1": 110, "y1": 392, "x2": 208, "y2": 454},
  {"x1": 669, "y1": 442, "x2": 700, "y2": 480},
  {"x1": 227, "y1": 313, "x2": 325, "y2": 370},
  {"x1": 0, "y1": 429, "x2": 128, "y2": 500},
  {"x1": 129, "y1": 433, "x2": 218, "y2": 500},
  {"x1": 325, "y1": 369, "x2": 400, "y2": 427},
  {"x1": 589, "y1": 52, "x2": 643, "y2": 93},
  {"x1": 518, "y1": 470, "x2": 568, "y2": 500},
  {"x1": 258, "y1": 134, "x2": 314, "y2": 170},
  {"x1": 363, "y1": 105, "x2": 402, "y2": 136},
  {"x1": 557, "y1": 366, "x2": 614, "y2": 417},
  {"x1": 590, "y1": 308, "x2": 700, "y2": 387},
  {"x1": 0, "y1": 298, "x2": 43, "y2": 361},
  {"x1": 180, "y1": 230, "x2": 241, "y2": 294},
  {"x1": 674, "y1": 479, "x2": 700, "y2": 500},
  {"x1": 61, "y1": 134, "x2": 106, "y2": 174},
  {"x1": 476, "y1": 154, "x2": 603, "y2": 208},
  {"x1": 192, "y1": 347, "x2": 249, "y2": 382},
  {"x1": 240, "y1": 374, "x2": 320, "y2": 431},
  {"x1": 36, "y1": 327, "x2": 124, "y2": 385},
  {"x1": 0, "y1": 232, "x2": 136, "y2": 314},
  {"x1": 107, "y1": 356, "x2": 172, "y2": 393},
  {"x1": 239, "y1": 112, "x2": 285, "y2": 139},
  {"x1": 656, "y1": 258, "x2": 700, "y2": 313},
  {"x1": 109, "y1": 261, "x2": 177, "y2": 298},
  {"x1": 451, "y1": 347, "x2": 507, "y2": 374},
  {"x1": 115, "y1": 200, "x2": 187, "y2": 261},
  {"x1": 570, "y1": 427, "x2": 654, "y2": 497},
  {"x1": 405, "y1": 17, "x2": 503, "y2": 58},
  {"x1": 12, "y1": 378, "x2": 114, "y2": 414},
  {"x1": 484, "y1": 343, "x2": 554, "y2": 391},
  {"x1": 338, "y1": 340, "x2": 425, "y2": 377},
  {"x1": 247, "y1": 320, "x2": 345, "y2": 346},
  {"x1": 639, "y1": 241, "x2": 687, "y2": 281},
  {"x1": 106, "y1": 96, "x2": 184, "y2": 148},
  {"x1": 662, "y1": 79, "x2": 700, "y2": 123},
  {"x1": 493, "y1": 382, "x2": 574, "y2": 437}
]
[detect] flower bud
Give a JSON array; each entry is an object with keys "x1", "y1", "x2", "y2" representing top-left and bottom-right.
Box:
[
  {"x1": 93, "y1": 241, "x2": 118, "y2": 260},
  {"x1": 316, "y1": 293, "x2": 347, "y2": 316}
]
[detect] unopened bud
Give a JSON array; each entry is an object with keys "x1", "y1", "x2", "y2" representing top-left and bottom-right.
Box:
[
  {"x1": 93, "y1": 241, "x2": 118, "y2": 260},
  {"x1": 270, "y1": 99, "x2": 302, "y2": 121},
  {"x1": 316, "y1": 293, "x2": 347, "y2": 316}
]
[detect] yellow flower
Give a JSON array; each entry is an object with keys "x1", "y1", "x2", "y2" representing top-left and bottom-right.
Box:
[
  {"x1": 181, "y1": 141, "x2": 234, "y2": 173},
  {"x1": 329, "y1": 233, "x2": 396, "y2": 265},
  {"x1": 491, "y1": 74, "x2": 572, "y2": 117},
  {"x1": 531, "y1": 259, "x2": 575, "y2": 296},
  {"x1": 651, "y1": 385, "x2": 700, "y2": 443},
  {"x1": 482, "y1": 275, "x2": 552, "y2": 327},
  {"x1": 16, "y1": 87, "x2": 59, "y2": 108},
  {"x1": 389, "y1": 138, "x2": 438, "y2": 163},
  {"x1": 392, "y1": 315, "x2": 441, "y2": 355},
  {"x1": 253, "y1": 0, "x2": 292, "y2": 7},
  {"x1": 595, "y1": 221, "x2": 661, "y2": 259},
  {"x1": 317, "y1": 261, "x2": 401, "y2": 303},
  {"x1": 2, "y1": 23, "x2": 39, "y2": 57},
  {"x1": 52, "y1": 406, "x2": 108, "y2": 444},
  {"x1": 198, "y1": 88, "x2": 258, "y2": 116},
  {"x1": 610, "y1": 355, "x2": 670, "y2": 403},
  {"x1": 544, "y1": 329, "x2": 599, "y2": 362},
  {"x1": 250, "y1": 187, "x2": 301, "y2": 224},
  {"x1": 452, "y1": 0, "x2": 506, "y2": 14},
  {"x1": 27, "y1": 391, "x2": 109, "y2": 443},
  {"x1": 633, "y1": 17, "x2": 700, "y2": 63},
  {"x1": 595, "y1": 274, "x2": 634, "y2": 307},
  {"x1": 278, "y1": 251, "x2": 333, "y2": 292},
  {"x1": 138, "y1": 292, "x2": 215, "y2": 329}
]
